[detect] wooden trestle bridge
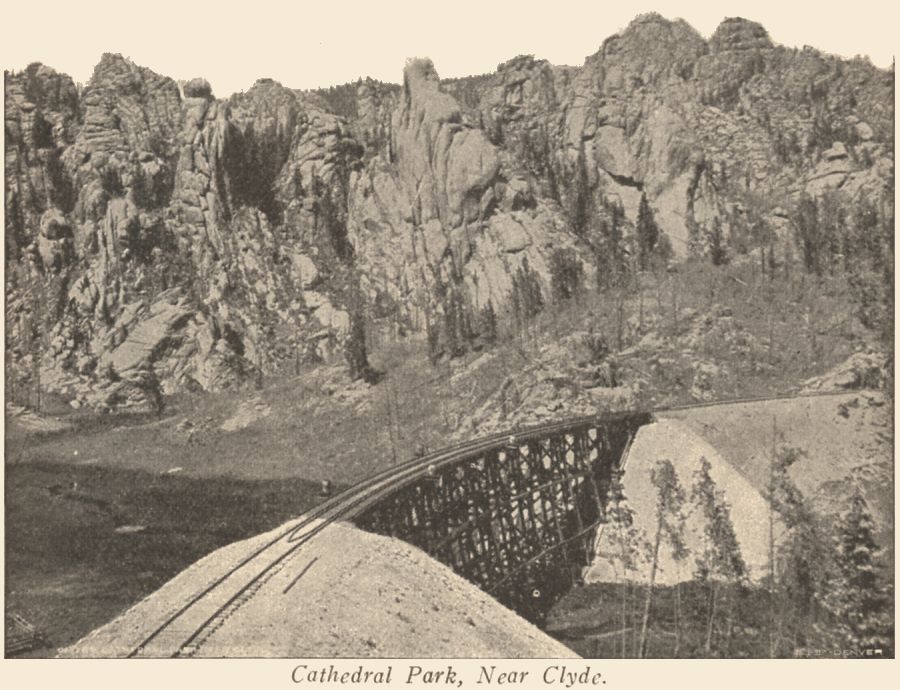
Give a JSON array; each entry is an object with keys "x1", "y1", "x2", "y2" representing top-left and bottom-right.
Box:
[
  {"x1": 125, "y1": 410, "x2": 651, "y2": 656},
  {"x1": 121, "y1": 392, "x2": 846, "y2": 657},
  {"x1": 353, "y1": 411, "x2": 652, "y2": 624}
]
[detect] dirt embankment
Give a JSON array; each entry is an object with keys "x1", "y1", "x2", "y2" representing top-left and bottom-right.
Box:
[
  {"x1": 586, "y1": 392, "x2": 892, "y2": 585},
  {"x1": 63, "y1": 519, "x2": 576, "y2": 658}
]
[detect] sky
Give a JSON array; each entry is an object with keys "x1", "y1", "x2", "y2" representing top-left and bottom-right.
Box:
[{"x1": 2, "y1": 0, "x2": 896, "y2": 97}]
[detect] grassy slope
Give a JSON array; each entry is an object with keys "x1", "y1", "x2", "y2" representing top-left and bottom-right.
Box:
[{"x1": 4, "y1": 460, "x2": 325, "y2": 655}]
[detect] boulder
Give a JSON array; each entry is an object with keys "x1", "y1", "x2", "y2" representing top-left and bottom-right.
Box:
[
  {"x1": 183, "y1": 77, "x2": 213, "y2": 100},
  {"x1": 709, "y1": 17, "x2": 774, "y2": 52}
]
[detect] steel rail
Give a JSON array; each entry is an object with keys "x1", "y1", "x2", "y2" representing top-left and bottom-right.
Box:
[
  {"x1": 169, "y1": 420, "x2": 605, "y2": 657},
  {"x1": 127, "y1": 416, "x2": 588, "y2": 656}
]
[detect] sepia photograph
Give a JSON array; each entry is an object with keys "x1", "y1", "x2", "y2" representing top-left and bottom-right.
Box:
[{"x1": 1, "y1": 0, "x2": 895, "y2": 671}]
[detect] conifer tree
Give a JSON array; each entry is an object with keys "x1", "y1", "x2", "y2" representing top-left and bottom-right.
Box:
[
  {"x1": 480, "y1": 300, "x2": 498, "y2": 345},
  {"x1": 594, "y1": 205, "x2": 622, "y2": 290},
  {"x1": 691, "y1": 456, "x2": 746, "y2": 654},
  {"x1": 605, "y1": 471, "x2": 645, "y2": 657},
  {"x1": 571, "y1": 143, "x2": 591, "y2": 236},
  {"x1": 828, "y1": 487, "x2": 893, "y2": 655},
  {"x1": 707, "y1": 216, "x2": 728, "y2": 266},
  {"x1": 636, "y1": 193, "x2": 660, "y2": 271},
  {"x1": 793, "y1": 194, "x2": 821, "y2": 275},
  {"x1": 510, "y1": 258, "x2": 544, "y2": 339},
  {"x1": 767, "y1": 445, "x2": 829, "y2": 653},
  {"x1": 344, "y1": 280, "x2": 374, "y2": 382},
  {"x1": 639, "y1": 459, "x2": 688, "y2": 657},
  {"x1": 549, "y1": 247, "x2": 584, "y2": 301}
]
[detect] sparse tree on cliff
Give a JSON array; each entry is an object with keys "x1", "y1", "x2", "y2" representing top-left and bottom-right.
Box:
[
  {"x1": 793, "y1": 193, "x2": 821, "y2": 276},
  {"x1": 27, "y1": 254, "x2": 44, "y2": 412},
  {"x1": 595, "y1": 199, "x2": 628, "y2": 289},
  {"x1": 636, "y1": 193, "x2": 660, "y2": 271},
  {"x1": 480, "y1": 300, "x2": 498, "y2": 345},
  {"x1": 549, "y1": 247, "x2": 584, "y2": 302},
  {"x1": 344, "y1": 281, "x2": 374, "y2": 382},
  {"x1": 510, "y1": 257, "x2": 544, "y2": 340},
  {"x1": 571, "y1": 143, "x2": 591, "y2": 237},
  {"x1": 707, "y1": 216, "x2": 728, "y2": 267}
]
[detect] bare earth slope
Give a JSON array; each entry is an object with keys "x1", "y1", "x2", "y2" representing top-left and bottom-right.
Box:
[
  {"x1": 63, "y1": 519, "x2": 575, "y2": 658},
  {"x1": 587, "y1": 392, "x2": 892, "y2": 585}
]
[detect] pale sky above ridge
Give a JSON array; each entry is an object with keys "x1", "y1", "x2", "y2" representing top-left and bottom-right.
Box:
[{"x1": 2, "y1": 0, "x2": 895, "y2": 99}]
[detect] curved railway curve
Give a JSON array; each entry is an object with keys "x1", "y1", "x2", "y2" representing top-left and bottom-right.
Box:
[{"x1": 124, "y1": 390, "x2": 855, "y2": 658}]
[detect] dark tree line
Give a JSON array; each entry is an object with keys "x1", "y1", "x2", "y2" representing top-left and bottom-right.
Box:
[{"x1": 791, "y1": 187, "x2": 893, "y2": 340}]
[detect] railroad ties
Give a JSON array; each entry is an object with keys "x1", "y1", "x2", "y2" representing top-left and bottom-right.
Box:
[{"x1": 352, "y1": 412, "x2": 651, "y2": 625}]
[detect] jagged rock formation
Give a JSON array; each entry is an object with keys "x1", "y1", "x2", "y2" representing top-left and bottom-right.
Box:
[
  {"x1": 472, "y1": 14, "x2": 893, "y2": 255},
  {"x1": 4, "y1": 14, "x2": 894, "y2": 409},
  {"x1": 5, "y1": 59, "x2": 361, "y2": 408},
  {"x1": 347, "y1": 58, "x2": 591, "y2": 351}
]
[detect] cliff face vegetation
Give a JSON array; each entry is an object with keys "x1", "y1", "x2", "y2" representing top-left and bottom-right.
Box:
[{"x1": 5, "y1": 14, "x2": 894, "y2": 411}]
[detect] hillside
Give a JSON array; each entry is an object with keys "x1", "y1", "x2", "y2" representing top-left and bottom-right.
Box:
[{"x1": 5, "y1": 13, "x2": 893, "y2": 412}]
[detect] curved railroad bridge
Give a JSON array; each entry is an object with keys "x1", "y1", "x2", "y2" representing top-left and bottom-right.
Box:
[{"x1": 126, "y1": 391, "x2": 849, "y2": 657}]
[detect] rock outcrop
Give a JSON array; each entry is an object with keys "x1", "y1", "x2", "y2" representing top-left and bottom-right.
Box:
[
  {"x1": 4, "y1": 14, "x2": 894, "y2": 408},
  {"x1": 6, "y1": 60, "x2": 363, "y2": 408},
  {"x1": 469, "y1": 13, "x2": 892, "y2": 257},
  {"x1": 347, "y1": 59, "x2": 591, "y2": 351}
]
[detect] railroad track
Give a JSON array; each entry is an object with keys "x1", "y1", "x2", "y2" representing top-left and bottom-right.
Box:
[{"x1": 125, "y1": 388, "x2": 863, "y2": 658}]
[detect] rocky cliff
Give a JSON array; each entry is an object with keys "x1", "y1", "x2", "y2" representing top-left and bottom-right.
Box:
[
  {"x1": 5, "y1": 14, "x2": 894, "y2": 410},
  {"x1": 474, "y1": 15, "x2": 892, "y2": 252},
  {"x1": 346, "y1": 58, "x2": 592, "y2": 353}
]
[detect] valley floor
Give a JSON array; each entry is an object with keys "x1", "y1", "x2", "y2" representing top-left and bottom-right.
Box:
[
  {"x1": 4, "y1": 452, "x2": 327, "y2": 656},
  {"x1": 6, "y1": 390, "x2": 891, "y2": 657}
]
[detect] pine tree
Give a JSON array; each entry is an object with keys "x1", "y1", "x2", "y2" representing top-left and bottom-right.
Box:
[
  {"x1": 828, "y1": 487, "x2": 893, "y2": 654},
  {"x1": 605, "y1": 471, "x2": 646, "y2": 657},
  {"x1": 571, "y1": 143, "x2": 591, "y2": 236},
  {"x1": 425, "y1": 310, "x2": 441, "y2": 365},
  {"x1": 636, "y1": 193, "x2": 660, "y2": 271},
  {"x1": 596, "y1": 199, "x2": 628, "y2": 288},
  {"x1": 28, "y1": 258, "x2": 44, "y2": 413},
  {"x1": 610, "y1": 207, "x2": 624, "y2": 276},
  {"x1": 708, "y1": 216, "x2": 728, "y2": 267},
  {"x1": 691, "y1": 456, "x2": 746, "y2": 654},
  {"x1": 480, "y1": 300, "x2": 498, "y2": 345},
  {"x1": 344, "y1": 281, "x2": 374, "y2": 382},
  {"x1": 767, "y1": 445, "x2": 829, "y2": 653},
  {"x1": 639, "y1": 459, "x2": 688, "y2": 657},
  {"x1": 510, "y1": 258, "x2": 544, "y2": 339},
  {"x1": 131, "y1": 365, "x2": 165, "y2": 416},
  {"x1": 549, "y1": 247, "x2": 584, "y2": 301},
  {"x1": 793, "y1": 194, "x2": 821, "y2": 276}
]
